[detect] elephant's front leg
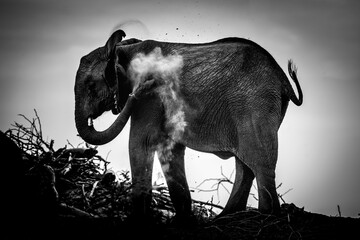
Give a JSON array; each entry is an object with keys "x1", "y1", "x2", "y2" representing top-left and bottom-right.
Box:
[
  {"x1": 157, "y1": 141, "x2": 192, "y2": 222},
  {"x1": 128, "y1": 137, "x2": 155, "y2": 219}
]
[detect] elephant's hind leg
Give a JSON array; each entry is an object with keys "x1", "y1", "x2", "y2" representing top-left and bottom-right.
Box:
[
  {"x1": 247, "y1": 129, "x2": 281, "y2": 215},
  {"x1": 219, "y1": 157, "x2": 255, "y2": 216},
  {"x1": 255, "y1": 166, "x2": 280, "y2": 214},
  {"x1": 157, "y1": 142, "x2": 192, "y2": 222}
]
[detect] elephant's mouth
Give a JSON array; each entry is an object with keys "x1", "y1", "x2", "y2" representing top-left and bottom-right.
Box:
[
  {"x1": 87, "y1": 93, "x2": 123, "y2": 127},
  {"x1": 87, "y1": 108, "x2": 123, "y2": 128},
  {"x1": 88, "y1": 110, "x2": 125, "y2": 130},
  {"x1": 87, "y1": 111, "x2": 119, "y2": 129}
]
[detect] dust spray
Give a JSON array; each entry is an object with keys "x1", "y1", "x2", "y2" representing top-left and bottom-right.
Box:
[{"x1": 127, "y1": 47, "x2": 187, "y2": 164}]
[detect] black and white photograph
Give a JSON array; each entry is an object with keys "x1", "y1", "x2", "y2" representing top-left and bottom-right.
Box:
[{"x1": 1, "y1": 0, "x2": 359, "y2": 239}]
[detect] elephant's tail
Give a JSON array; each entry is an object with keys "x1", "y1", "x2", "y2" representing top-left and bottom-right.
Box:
[{"x1": 286, "y1": 60, "x2": 303, "y2": 106}]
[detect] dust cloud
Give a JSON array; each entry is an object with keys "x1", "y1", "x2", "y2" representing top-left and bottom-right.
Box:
[{"x1": 128, "y1": 47, "x2": 186, "y2": 164}]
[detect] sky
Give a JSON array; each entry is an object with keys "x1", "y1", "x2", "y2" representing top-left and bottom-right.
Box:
[{"x1": 0, "y1": 0, "x2": 359, "y2": 217}]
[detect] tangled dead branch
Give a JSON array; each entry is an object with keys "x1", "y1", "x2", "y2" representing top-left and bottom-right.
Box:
[
  {"x1": 4, "y1": 110, "x2": 218, "y2": 223},
  {"x1": 194, "y1": 165, "x2": 293, "y2": 206},
  {"x1": 6, "y1": 109, "x2": 54, "y2": 157}
]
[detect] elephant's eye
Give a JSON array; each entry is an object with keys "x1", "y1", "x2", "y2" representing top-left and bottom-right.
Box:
[{"x1": 88, "y1": 82, "x2": 97, "y2": 94}]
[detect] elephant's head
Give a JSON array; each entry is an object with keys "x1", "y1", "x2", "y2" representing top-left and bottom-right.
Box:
[{"x1": 74, "y1": 30, "x2": 133, "y2": 145}]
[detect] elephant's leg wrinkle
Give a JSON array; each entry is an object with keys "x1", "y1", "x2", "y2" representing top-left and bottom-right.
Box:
[
  {"x1": 158, "y1": 142, "x2": 192, "y2": 220},
  {"x1": 220, "y1": 157, "x2": 254, "y2": 216},
  {"x1": 129, "y1": 140, "x2": 156, "y2": 218},
  {"x1": 252, "y1": 139, "x2": 280, "y2": 214},
  {"x1": 238, "y1": 121, "x2": 280, "y2": 215},
  {"x1": 255, "y1": 168, "x2": 280, "y2": 214}
]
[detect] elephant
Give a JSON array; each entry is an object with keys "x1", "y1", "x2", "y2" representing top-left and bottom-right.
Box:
[{"x1": 74, "y1": 29, "x2": 303, "y2": 221}]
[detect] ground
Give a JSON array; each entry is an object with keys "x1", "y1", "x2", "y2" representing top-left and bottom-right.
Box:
[{"x1": 6, "y1": 204, "x2": 359, "y2": 240}]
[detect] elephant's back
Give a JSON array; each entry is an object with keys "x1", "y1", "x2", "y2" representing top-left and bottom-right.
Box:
[{"x1": 177, "y1": 40, "x2": 283, "y2": 105}]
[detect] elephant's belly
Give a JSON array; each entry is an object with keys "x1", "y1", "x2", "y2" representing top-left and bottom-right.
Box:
[{"x1": 180, "y1": 120, "x2": 237, "y2": 156}]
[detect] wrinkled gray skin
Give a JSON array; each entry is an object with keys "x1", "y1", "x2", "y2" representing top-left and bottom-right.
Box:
[{"x1": 74, "y1": 30, "x2": 303, "y2": 221}]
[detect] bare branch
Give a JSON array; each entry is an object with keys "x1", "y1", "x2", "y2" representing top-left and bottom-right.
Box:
[{"x1": 192, "y1": 199, "x2": 224, "y2": 210}]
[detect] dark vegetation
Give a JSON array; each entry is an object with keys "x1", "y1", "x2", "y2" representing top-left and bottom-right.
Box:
[{"x1": 1, "y1": 111, "x2": 359, "y2": 239}]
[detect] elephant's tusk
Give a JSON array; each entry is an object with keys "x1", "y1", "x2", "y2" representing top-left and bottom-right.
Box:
[{"x1": 88, "y1": 117, "x2": 93, "y2": 127}]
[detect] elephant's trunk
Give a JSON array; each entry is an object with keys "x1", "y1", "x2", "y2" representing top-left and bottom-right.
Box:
[{"x1": 74, "y1": 95, "x2": 136, "y2": 145}]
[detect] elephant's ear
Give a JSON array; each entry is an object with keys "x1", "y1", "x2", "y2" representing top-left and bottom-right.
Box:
[
  {"x1": 104, "y1": 30, "x2": 126, "y2": 90},
  {"x1": 105, "y1": 29, "x2": 126, "y2": 57},
  {"x1": 104, "y1": 33, "x2": 128, "y2": 110}
]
